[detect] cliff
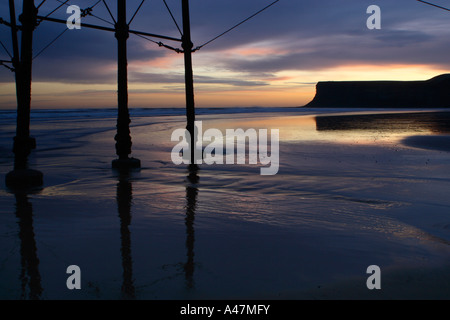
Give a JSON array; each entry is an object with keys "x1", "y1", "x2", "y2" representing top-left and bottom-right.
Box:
[{"x1": 304, "y1": 74, "x2": 450, "y2": 108}]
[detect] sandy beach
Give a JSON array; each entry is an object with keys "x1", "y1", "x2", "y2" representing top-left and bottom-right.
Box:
[{"x1": 0, "y1": 108, "x2": 449, "y2": 300}]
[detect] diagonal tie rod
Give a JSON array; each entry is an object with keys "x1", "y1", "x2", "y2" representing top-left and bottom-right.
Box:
[{"x1": 35, "y1": 15, "x2": 182, "y2": 42}]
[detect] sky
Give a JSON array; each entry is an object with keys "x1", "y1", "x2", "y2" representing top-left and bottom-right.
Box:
[{"x1": 1, "y1": 0, "x2": 450, "y2": 109}]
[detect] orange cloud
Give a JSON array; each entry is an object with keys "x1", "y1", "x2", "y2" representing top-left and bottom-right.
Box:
[
  {"x1": 130, "y1": 55, "x2": 182, "y2": 70},
  {"x1": 261, "y1": 76, "x2": 294, "y2": 82},
  {"x1": 233, "y1": 47, "x2": 281, "y2": 56},
  {"x1": 221, "y1": 42, "x2": 291, "y2": 59}
]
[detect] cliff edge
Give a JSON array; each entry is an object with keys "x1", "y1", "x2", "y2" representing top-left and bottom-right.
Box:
[{"x1": 304, "y1": 74, "x2": 450, "y2": 108}]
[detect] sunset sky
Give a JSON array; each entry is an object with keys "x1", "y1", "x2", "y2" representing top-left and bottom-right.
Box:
[{"x1": 1, "y1": 0, "x2": 450, "y2": 109}]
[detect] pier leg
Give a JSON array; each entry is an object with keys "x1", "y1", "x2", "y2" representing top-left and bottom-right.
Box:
[
  {"x1": 6, "y1": 0, "x2": 43, "y2": 190},
  {"x1": 112, "y1": 0, "x2": 140, "y2": 170},
  {"x1": 182, "y1": 0, "x2": 196, "y2": 165}
]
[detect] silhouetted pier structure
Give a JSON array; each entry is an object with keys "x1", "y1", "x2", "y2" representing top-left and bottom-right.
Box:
[
  {"x1": 5, "y1": 0, "x2": 43, "y2": 189},
  {"x1": 112, "y1": 0, "x2": 141, "y2": 170},
  {"x1": 4, "y1": 0, "x2": 197, "y2": 187},
  {"x1": 182, "y1": 0, "x2": 196, "y2": 165},
  {"x1": 3, "y1": 0, "x2": 279, "y2": 188}
]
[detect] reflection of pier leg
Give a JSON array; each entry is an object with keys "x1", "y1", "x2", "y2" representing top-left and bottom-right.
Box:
[
  {"x1": 116, "y1": 176, "x2": 135, "y2": 299},
  {"x1": 6, "y1": 0, "x2": 43, "y2": 189},
  {"x1": 15, "y1": 192, "x2": 42, "y2": 300},
  {"x1": 184, "y1": 164, "x2": 199, "y2": 289},
  {"x1": 112, "y1": 0, "x2": 140, "y2": 170}
]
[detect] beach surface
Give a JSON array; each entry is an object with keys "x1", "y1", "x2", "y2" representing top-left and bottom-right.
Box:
[{"x1": 0, "y1": 107, "x2": 449, "y2": 300}]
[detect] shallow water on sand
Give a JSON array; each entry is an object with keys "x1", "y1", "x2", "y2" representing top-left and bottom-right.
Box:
[{"x1": 0, "y1": 108, "x2": 449, "y2": 299}]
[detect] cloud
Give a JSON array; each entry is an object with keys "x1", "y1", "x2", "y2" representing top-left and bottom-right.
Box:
[
  {"x1": 2, "y1": 0, "x2": 450, "y2": 108},
  {"x1": 130, "y1": 71, "x2": 268, "y2": 87}
]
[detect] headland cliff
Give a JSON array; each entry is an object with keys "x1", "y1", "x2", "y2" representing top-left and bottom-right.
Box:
[{"x1": 304, "y1": 74, "x2": 450, "y2": 108}]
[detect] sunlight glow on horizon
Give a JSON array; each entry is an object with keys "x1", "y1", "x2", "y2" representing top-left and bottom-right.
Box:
[{"x1": 0, "y1": 60, "x2": 448, "y2": 109}]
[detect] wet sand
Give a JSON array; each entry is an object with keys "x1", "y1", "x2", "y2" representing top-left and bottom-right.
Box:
[{"x1": 0, "y1": 108, "x2": 449, "y2": 300}]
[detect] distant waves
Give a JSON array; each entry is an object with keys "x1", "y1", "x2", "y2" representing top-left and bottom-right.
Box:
[{"x1": 0, "y1": 107, "x2": 299, "y2": 122}]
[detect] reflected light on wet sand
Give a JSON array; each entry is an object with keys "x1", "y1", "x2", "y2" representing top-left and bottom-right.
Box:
[{"x1": 198, "y1": 110, "x2": 450, "y2": 147}]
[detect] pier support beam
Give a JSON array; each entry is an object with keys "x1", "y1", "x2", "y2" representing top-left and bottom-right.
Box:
[
  {"x1": 112, "y1": 0, "x2": 141, "y2": 170},
  {"x1": 6, "y1": 0, "x2": 43, "y2": 189},
  {"x1": 182, "y1": 0, "x2": 196, "y2": 165}
]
